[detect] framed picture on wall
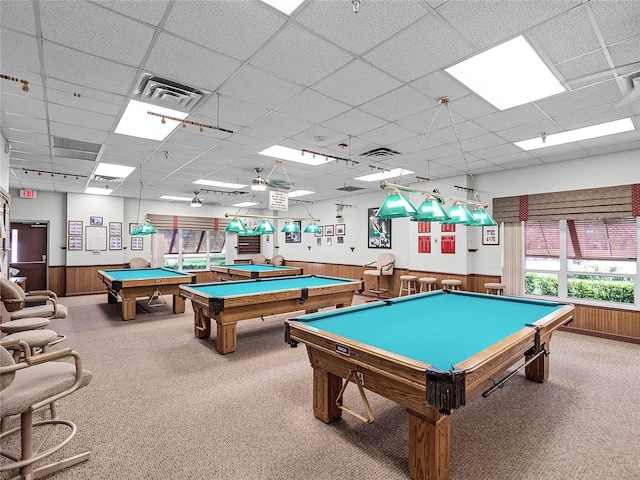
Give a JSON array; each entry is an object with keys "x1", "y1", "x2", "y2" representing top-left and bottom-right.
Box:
[
  {"x1": 325, "y1": 225, "x2": 334, "y2": 236},
  {"x1": 89, "y1": 216, "x2": 103, "y2": 226},
  {"x1": 285, "y1": 221, "x2": 302, "y2": 243},
  {"x1": 335, "y1": 224, "x2": 345, "y2": 235},
  {"x1": 109, "y1": 236, "x2": 122, "y2": 250},
  {"x1": 131, "y1": 237, "x2": 143, "y2": 250},
  {"x1": 326, "y1": 237, "x2": 332, "y2": 246},
  {"x1": 314, "y1": 226, "x2": 324, "y2": 237},
  {"x1": 68, "y1": 220, "x2": 83, "y2": 235},
  {"x1": 109, "y1": 222, "x2": 122, "y2": 236},
  {"x1": 129, "y1": 223, "x2": 138, "y2": 234},
  {"x1": 482, "y1": 226, "x2": 500, "y2": 245},
  {"x1": 368, "y1": 208, "x2": 391, "y2": 249},
  {"x1": 68, "y1": 236, "x2": 83, "y2": 251}
]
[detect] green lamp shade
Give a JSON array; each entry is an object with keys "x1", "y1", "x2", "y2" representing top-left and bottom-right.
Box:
[
  {"x1": 239, "y1": 225, "x2": 260, "y2": 236},
  {"x1": 225, "y1": 218, "x2": 246, "y2": 233},
  {"x1": 282, "y1": 220, "x2": 301, "y2": 233},
  {"x1": 303, "y1": 222, "x2": 321, "y2": 234},
  {"x1": 442, "y1": 202, "x2": 475, "y2": 224},
  {"x1": 376, "y1": 190, "x2": 417, "y2": 219},
  {"x1": 256, "y1": 219, "x2": 276, "y2": 234},
  {"x1": 131, "y1": 221, "x2": 157, "y2": 236},
  {"x1": 411, "y1": 196, "x2": 450, "y2": 222},
  {"x1": 466, "y1": 208, "x2": 498, "y2": 227}
]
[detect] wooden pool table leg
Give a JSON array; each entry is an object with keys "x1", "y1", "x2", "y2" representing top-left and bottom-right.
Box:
[
  {"x1": 107, "y1": 289, "x2": 118, "y2": 304},
  {"x1": 172, "y1": 294, "x2": 185, "y2": 314},
  {"x1": 525, "y1": 339, "x2": 551, "y2": 383},
  {"x1": 121, "y1": 297, "x2": 136, "y2": 321},
  {"x1": 407, "y1": 408, "x2": 450, "y2": 480},
  {"x1": 216, "y1": 322, "x2": 237, "y2": 355},
  {"x1": 312, "y1": 368, "x2": 342, "y2": 423}
]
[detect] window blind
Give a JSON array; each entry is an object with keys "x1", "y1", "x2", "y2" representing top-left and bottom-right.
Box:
[
  {"x1": 567, "y1": 218, "x2": 637, "y2": 261},
  {"x1": 146, "y1": 214, "x2": 228, "y2": 231}
]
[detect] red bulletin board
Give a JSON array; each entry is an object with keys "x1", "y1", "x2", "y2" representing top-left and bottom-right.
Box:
[
  {"x1": 441, "y1": 223, "x2": 456, "y2": 232},
  {"x1": 418, "y1": 235, "x2": 431, "y2": 253},
  {"x1": 418, "y1": 222, "x2": 431, "y2": 233},
  {"x1": 441, "y1": 235, "x2": 455, "y2": 254}
]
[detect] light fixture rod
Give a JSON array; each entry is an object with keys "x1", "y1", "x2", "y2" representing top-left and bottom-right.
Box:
[
  {"x1": 379, "y1": 181, "x2": 488, "y2": 209},
  {"x1": 224, "y1": 213, "x2": 319, "y2": 222},
  {"x1": 146, "y1": 111, "x2": 234, "y2": 134}
]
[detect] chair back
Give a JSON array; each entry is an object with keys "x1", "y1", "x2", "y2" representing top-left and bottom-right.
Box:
[
  {"x1": 0, "y1": 345, "x2": 16, "y2": 390},
  {"x1": 0, "y1": 278, "x2": 26, "y2": 312},
  {"x1": 252, "y1": 254, "x2": 267, "y2": 264},
  {"x1": 270, "y1": 255, "x2": 284, "y2": 266},
  {"x1": 129, "y1": 257, "x2": 150, "y2": 269},
  {"x1": 377, "y1": 253, "x2": 395, "y2": 275}
]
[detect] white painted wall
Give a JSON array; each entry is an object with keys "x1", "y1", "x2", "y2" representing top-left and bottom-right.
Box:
[{"x1": 7, "y1": 148, "x2": 640, "y2": 277}]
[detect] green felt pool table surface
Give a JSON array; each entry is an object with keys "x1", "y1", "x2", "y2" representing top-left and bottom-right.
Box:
[
  {"x1": 98, "y1": 267, "x2": 193, "y2": 281},
  {"x1": 211, "y1": 263, "x2": 303, "y2": 279}
]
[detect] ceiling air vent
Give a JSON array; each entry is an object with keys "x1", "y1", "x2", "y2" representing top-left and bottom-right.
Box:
[
  {"x1": 53, "y1": 137, "x2": 102, "y2": 161},
  {"x1": 336, "y1": 185, "x2": 365, "y2": 192},
  {"x1": 133, "y1": 73, "x2": 210, "y2": 112},
  {"x1": 360, "y1": 147, "x2": 403, "y2": 158}
]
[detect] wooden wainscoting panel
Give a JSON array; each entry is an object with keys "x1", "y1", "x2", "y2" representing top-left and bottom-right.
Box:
[
  {"x1": 566, "y1": 304, "x2": 640, "y2": 341},
  {"x1": 66, "y1": 265, "x2": 126, "y2": 295},
  {"x1": 48, "y1": 266, "x2": 66, "y2": 297}
]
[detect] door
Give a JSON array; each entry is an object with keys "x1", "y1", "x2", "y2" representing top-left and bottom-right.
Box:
[{"x1": 10, "y1": 222, "x2": 48, "y2": 291}]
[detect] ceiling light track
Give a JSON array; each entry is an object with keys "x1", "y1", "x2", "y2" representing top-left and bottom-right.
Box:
[
  {"x1": 301, "y1": 149, "x2": 359, "y2": 166},
  {"x1": 199, "y1": 188, "x2": 248, "y2": 196},
  {"x1": 146, "y1": 111, "x2": 234, "y2": 134},
  {"x1": 21, "y1": 168, "x2": 86, "y2": 179},
  {"x1": 1, "y1": 73, "x2": 29, "y2": 92}
]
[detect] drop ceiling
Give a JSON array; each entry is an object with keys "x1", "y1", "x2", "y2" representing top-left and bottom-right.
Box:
[{"x1": 1, "y1": 0, "x2": 639, "y2": 207}]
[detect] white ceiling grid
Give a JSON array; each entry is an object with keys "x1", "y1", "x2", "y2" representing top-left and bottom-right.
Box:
[{"x1": 0, "y1": 0, "x2": 638, "y2": 206}]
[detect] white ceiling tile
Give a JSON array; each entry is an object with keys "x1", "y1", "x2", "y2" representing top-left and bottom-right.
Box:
[
  {"x1": 1, "y1": 29, "x2": 40, "y2": 74},
  {"x1": 144, "y1": 33, "x2": 243, "y2": 92},
  {"x1": 359, "y1": 123, "x2": 416, "y2": 146},
  {"x1": 276, "y1": 90, "x2": 351, "y2": 124},
  {"x1": 313, "y1": 60, "x2": 402, "y2": 106},
  {"x1": 554, "y1": 104, "x2": 634, "y2": 131},
  {"x1": 4, "y1": 130, "x2": 50, "y2": 147},
  {"x1": 165, "y1": 1, "x2": 285, "y2": 60},
  {"x1": 0, "y1": 1, "x2": 36, "y2": 34},
  {"x1": 296, "y1": 1, "x2": 429, "y2": 56},
  {"x1": 364, "y1": 15, "x2": 474, "y2": 82},
  {"x1": 321, "y1": 109, "x2": 387, "y2": 137},
  {"x1": 198, "y1": 96, "x2": 269, "y2": 129},
  {"x1": 43, "y1": 42, "x2": 138, "y2": 95},
  {"x1": 428, "y1": 121, "x2": 490, "y2": 144},
  {"x1": 49, "y1": 122, "x2": 109, "y2": 144},
  {"x1": 528, "y1": 5, "x2": 599, "y2": 64},
  {"x1": 40, "y1": 1, "x2": 155, "y2": 66},
  {"x1": 497, "y1": 119, "x2": 564, "y2": 143},
  {"x1": 536, "y1": 80, "x2": 624, "y2": 117},
  {"x1": 291, "y1": 125, "x2": 344, "y2": 147},
  {"x1": 249, "y1": 24, "x2": 353, "y2": 87},
  {"x1": 48, "y1": 103, "x2": 116, "y2": 131},
  {"x1": 7, "y1": 142, "x2": 49, "y2": 157},
  {"x1": 219, "y1": 65, "x2": 305, "y2": 110},
  {"x1": 1, "y1": 92, "x2": 46, "y2": 119},
  {"x1": 93, "y1": 0, "x2": 170, "y2": 26},
  {"x1": 586, "y1": 139, "x2": 640, "y2": 157},
  {"x1": 437, "y1": 1, "x2": 579, "y2": 49},
  {"x1": 248, "y1": 111, "x2": 313, "y2": 138},
  {"x1": 475, "y1": 104, "x2": 548, "y2": 132},
  {"x1": 2, "y1": 113, "x2": 49, "y2": 135},
  {"x1": 469, "y1": 142, "x2": 523, "y2": 160},
  {"x1": 590, "y1": 1, "x2": 640, "y2": 45},
  {"x1": 557, "y1": 50, "x2": 613, "y2": 90},
  {"x1": 448, "y1": 95, "x2": 497, "y2": 120},
  {"x1": 360, "y1": 86, "x2": 431, "y2": 122}
]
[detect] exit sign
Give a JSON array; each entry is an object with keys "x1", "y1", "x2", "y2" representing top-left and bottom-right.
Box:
[{"x1": 20, "y1": 189, "x2": 37, "y2": 198}]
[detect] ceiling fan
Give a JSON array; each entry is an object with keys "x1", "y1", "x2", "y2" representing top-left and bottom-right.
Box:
[{"x1": 251, "y1": 162, "x2": 294, "y2": 192}]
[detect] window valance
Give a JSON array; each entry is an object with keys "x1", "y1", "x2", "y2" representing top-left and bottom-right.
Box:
[
  {"x1": 493, "y1": 184, "x2": 640, "y2": 223},
  {"x1": 146, "y1": 214, "x2": 228, "y2": 231}
]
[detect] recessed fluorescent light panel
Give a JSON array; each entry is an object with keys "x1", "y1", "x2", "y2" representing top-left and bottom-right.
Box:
[
  {"x1": 85, "y1": 187, "x2": 112, "y2": 196},
  {"x1": 259, "y1": 145, "x2": 329, "y2": 166},
  {"x1": 259, "y1": 0, "x2": 305, "y2": 15},
  {"x1": 446, "y1": 36, "x2": 566, "y2": 110},
  {"x1": 288, "y1": 190, "x2": 314, "y2": 198},
  {"x1": 94, "y1": 163, "x2": 135, "y2": 179},
  {"x1": 115, "y1": 99, "x2": 188, "y2": 141},
  {"x1": 354, "y1": 168, "x2": 414, "y2": 182},
  {"x1": 194, "y1": 179, "x2": 248, "y2": 189},
  {"x1": 515, "y1": 118, "x2": 635, "y2": 150},
  {"x1": 232, "y1": 202, "x2": 261, "y2": 207},
  {"x1": 160, "y1": 195, "x2": 192, "y2": 201}
]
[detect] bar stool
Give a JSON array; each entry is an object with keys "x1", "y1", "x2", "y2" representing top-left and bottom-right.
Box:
[
  {"x1": 3, "y1": 329, "x2": 60, "y2": 361},
  {"x1": 0, "y1": 317, "x2": 51, "y2": 334},
  {"x1": 398, "y1": 275, "x2": 417, "y2": 296},
  {"x1": 418, "y1": 277, "x2": 438, "y2": 292},
  {"x1": 441, "y1": 279, "x2": 462, "y2": 291},
  {"x1": 485, "y1": 282, "x2": 507, "y2": 295}
]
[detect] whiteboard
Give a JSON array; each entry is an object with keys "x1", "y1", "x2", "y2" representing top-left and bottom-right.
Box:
[{"x1": 85, "y1": 226, "x2": 107, "y2": 251}]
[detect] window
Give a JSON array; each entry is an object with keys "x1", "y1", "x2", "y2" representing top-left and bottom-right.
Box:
[
  {"x1": 163, "y1": 229, "x2": 226, "y2": 270},
  {"x1": 525, "y1": 218, "x2": 637, "y2": 305}
]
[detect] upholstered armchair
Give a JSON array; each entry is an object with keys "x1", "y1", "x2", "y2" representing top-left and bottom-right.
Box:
[
  {"x1": 0, "y1": 338, "x2": 93, "y2": 479},
  {"x1": 129, "y1": 257, "x2": 151, "y2": 269},
  {"x1": 269, "y1": 255, "x2": 284, "y2": 266},
  {"x1": 0, "y1": 278, "x2": 68, "y2": 321},
  {"x1": 363, "y1": 253, "x2": 395, "y2": 299},
  {"x1": 251, "y1": 254, "x2": 267, "y2": 264}
]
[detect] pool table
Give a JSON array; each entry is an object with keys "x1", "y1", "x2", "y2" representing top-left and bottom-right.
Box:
[
  {"x1": 97, "y1": 268, "x2": 196, "y2": 321},
  {"x1": 179, "y1": 275, "x2": 363, "y2": 355},
  {"x1": 211, "y1": 264, "x2": 303, "y2": 281},
  {"x1": 285, "y1": 290, "x2": 574, "y2": 480}
]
